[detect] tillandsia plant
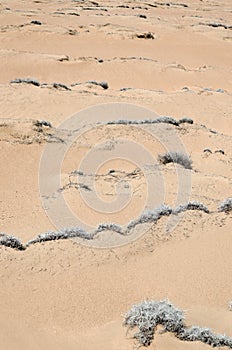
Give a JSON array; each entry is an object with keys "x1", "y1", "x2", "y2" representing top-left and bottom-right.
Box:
[
  {"x1": 0, "y1": 233, "x2": 25, "y2": 250},
  {"x1": 124, "y1": 299, "x2": 232, "y2": 348},
  {"x1": 0, "y1": 201, "x2": 212, "y2": 250},
  {"x1": 10, "y1": 78, "x2": 40, "y2": 86},
  {"x1": 158, "y1": 151, "x2": 192, "y2": 170},
  {"x1": 173, "y1": 201, "x2": 210, "y2": 214},
  {"x1": 124, "y1": 300, "x2": 185, "y2": 346},
  {"x1": 107, "y1": 116, "x2": 180, "y2": 126},
  {"x1": 127, "y1": 205, "x2": 172, "y2": 231},
  {"x1": 26, "y1": 227, "x2": 93, "y2": 246},
  {"x1": 218, "y1": 198, "x2": 232, "y2": 213}
]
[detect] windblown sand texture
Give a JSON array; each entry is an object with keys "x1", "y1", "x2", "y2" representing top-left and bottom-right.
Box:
[{"x1": 0, "y1": 0, "x2": 232, "y2": 349}]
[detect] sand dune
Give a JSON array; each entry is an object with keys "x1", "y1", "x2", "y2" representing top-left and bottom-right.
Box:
[{"x1": 0, "y1": 0, "x2": 231, "y2": 349}]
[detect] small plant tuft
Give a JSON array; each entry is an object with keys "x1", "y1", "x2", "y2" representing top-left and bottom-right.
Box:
[
  {"x1": 127, "y1": 205, "x2": 172, "y2": 231},
  {"x1": 53, "y1": 82, "x2": 71, "y2": 91},
  {"x1": 136, "y1": 32, "x2": 155, "y2": 39},
  {"x1": 94, "y1": 223, "x2": 123, "y2": 235},
  {"x1": 218, "y1": 198, "x2": 232, "y2": 213},
  {"x1": 31, "y1": 20, "x2": 42, "y2": 25},
  {"x1": 178, "y1": 117, "x2": 194, "y2": 124},
  {"x1": 228, "y1": 302, "x2": 232, "y2": 311},
  {"x1": 34, "y1": 120, "x2": 52, "y2": 128},
  {"x1": 174, "y1": 201, "x2": 210, "y2": 214},
  {"x1": 87, "y1": 80, "x2": 109, "y2": 89},
  {"x1": 10, "y1": 78, "x2": 40, "y2": 87},
  {"x1": 158, "y1": 151, "x2": 192, "y2": 169},
  {"x1": 26, "y1": 227, "x2": 93, "y2": 246},
  {"x1": 0, "y1": 233, "x2": 25, "y2": 250}
]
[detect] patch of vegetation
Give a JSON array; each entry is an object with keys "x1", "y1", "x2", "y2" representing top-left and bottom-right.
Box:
[
  {"x1": 30, "y1": 20, "x2": 42, "y2": 25},
  {"x1": 94, "y1": 223, "x2": 124, "y2": 235},
  {"x1": 136, "y1": 32, "x2": 155, "y2": 39},
  {"x1": 10, "y1": 78, "x2": 40, "y2": 87},
  {"x1": 174, "y1": 201, "x2": 210, "y2": 214},
  {"x1": 158, "y1": 151, "x2": 192, "y2": 169},
  {"x1": 26, "y1": 227, "x2": 93, "y2": 246},
  {"x1": 0, "y1": 233, "x2": 25, "y2": 250},
  {"x1": 178, "y1": 326, "x2": 232, "y2": 347},
  {"x1": 218, "y1": 198, "x2": 232, "y2": 213},
  {"x1": 107, "y1": 116, "x2": 180, "y2": 126},
  {"x1": 127, "y1": 205, "x2": 172, "y2": 231},
  {"x1": 124, "y1": 299, "x2": 232, "y2": 348},
  {"x1": 87, "y1": 80, "x2": 109, "y2": 89},
  {"x1": 178, "y1": 117, "x2": 193, "y2": 124},
  {"x1": 53, "y1": 82, "x2": 71, "y2": 91},
  {"x1": 0, "y1": 200, "x2": 222, "y2": 250}
]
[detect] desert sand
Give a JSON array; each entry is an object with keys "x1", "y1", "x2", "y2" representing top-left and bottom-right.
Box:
[{"x1": 0, "y1": 0, "x2": 232, "y2": 349}]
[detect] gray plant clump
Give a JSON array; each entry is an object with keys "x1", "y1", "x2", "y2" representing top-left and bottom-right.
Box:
[
  {"x1": 136, "y1": 32, "x2": 155, "y2": 39},
  {"x1": 10, "y1": 78, "x2": 40, "y2": 87},
  {"x1": 120, "y1": 87, "x2": 133, "y2": 92},
  {"x1": 178, "y1": 117, "x2": 194, "y2": 124},
  {"x1": 173, "y1": 201, "x2": 210, "y2": 214},
  {"x1": 107, "y1": 116, "x2": 180, "y2": 126},
  {"x1": 0, "y1": 233, "x2": 25, "y2": 250},
  {"x1": 178, "y1": 326, "x2": 232, "y2": 348},
  {"x1": 124, "y1": 299, "x2": 232, "y2": 348},
  {"x1": 31, "y1": 20, "x2": 42, "y2": 25},
  {"x1": 127, "y1": 205, "x2": 172, "y2": 231},
  {"x1": 94, "y1": 223, "x2": 124, "y2": 235},
  {"x1": 228, "y1": 302, "x2": 232, "y2": 311},
  {"x1": 26, "y1": 227, "x2": 93, "y2": 247},
  {"x1": 152, "y1": 116, "x2": 180, "y2": 126},
  {"x1": 200, "y1": 22, "x2": 232, "y2": 30},
  {"x1": 215, "y1": 149, "x2": 225, "y2": 155},
  {"x1": 53, "y1": 82, "x2": 71, "y2": 91},
  {"x1": 34, "y1": 120, "x2": 52, "y2": 128},
  {"x1": 204, "y1": 148, "x2": 212, "y2": 154},
  {"x1": 158, "y1": 151, "x2": 192, "y2": 170},
  {"x1": 127, "y1": 202, "x2": 209, "y2": 232},
  {"x1": 123, "y1": 300, "x2": 185, "y2": 346},
  {"x1": 87, "y1": 80, "x2": 109, "y2": 89},
  {"x1": 218, "y1": 198, "x2": 232, "y2": 213}
]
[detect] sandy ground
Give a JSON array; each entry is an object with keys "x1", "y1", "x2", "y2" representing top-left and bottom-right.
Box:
[{"x1": 0, "y1": 0, "x2": 232, "y2": 349}]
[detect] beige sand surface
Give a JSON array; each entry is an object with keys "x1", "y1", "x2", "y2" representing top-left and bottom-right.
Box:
[{"x1": 0, "y1": 0, "x2": 232, "y2": 349}]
